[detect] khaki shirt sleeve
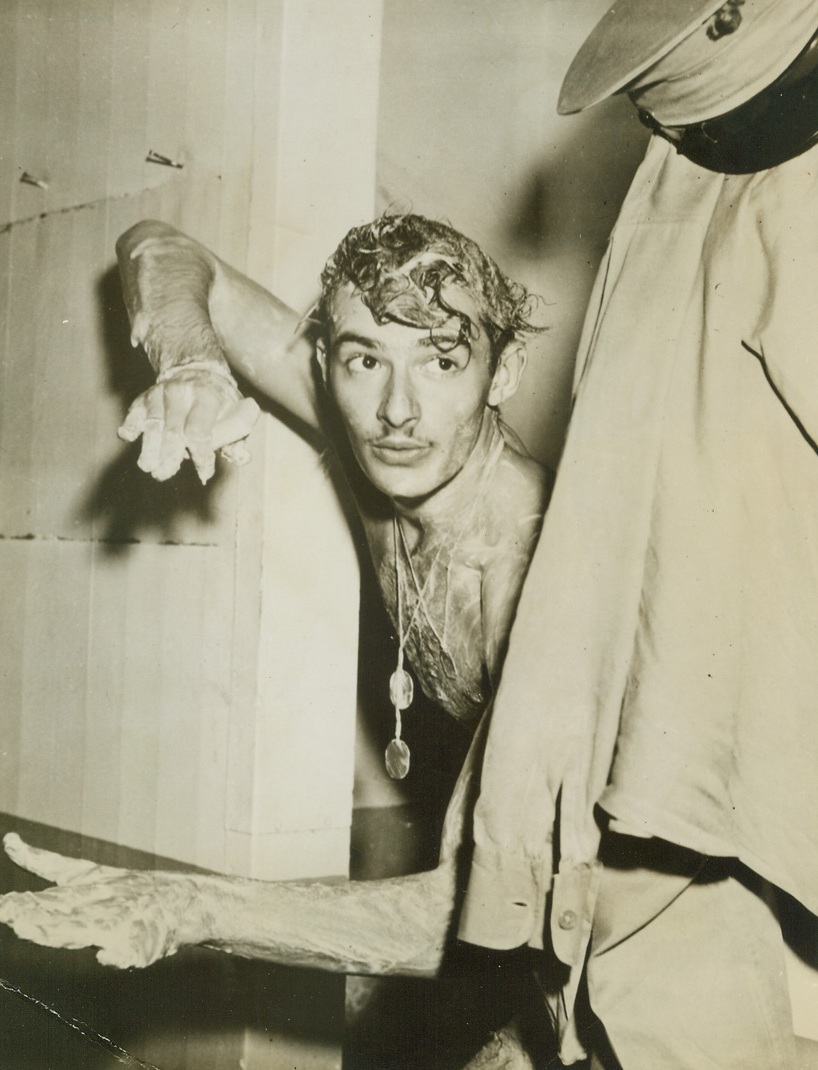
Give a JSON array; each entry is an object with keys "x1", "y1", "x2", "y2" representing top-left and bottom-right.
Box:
[{"x1": 457, "y1": 845, "x2": 546, "y2": 950}]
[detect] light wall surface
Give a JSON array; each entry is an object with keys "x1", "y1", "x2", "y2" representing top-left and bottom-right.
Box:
[{"x1": 0, "y1": 0, "x2": 379, "y2": 888}]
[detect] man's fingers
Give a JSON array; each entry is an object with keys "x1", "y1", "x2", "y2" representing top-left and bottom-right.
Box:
[
  {"x1": 212, "y1": 398, "x2": 261, "y2": 451},
  {"x1": 2, "y1": 833, "x2": 124, "y2": 886},
  {"x1": 0, "y1": 892, "x2": 97, "y2": 950},
  {"x1": 129, "y1": 309, "x2": 151, "y2": 349},
  {"x1": 0, "y1": 875, "x2": 178, "y2": 970},
  {"x1": 118, "y1": 394, "x2": 148, "y2": 443},
  {"x1": 0, "y1": 889, "x2": 147, "y2": 966},
  {"x1": 120, "y1": 380, "x2": 256, "y2": 483},
  {"x1": 147, "y1": 432, "x2": 187, "y2": 482},
  {"x1": 183, "y1": 384, "x2": 225, "y2": 484},
  {"x1": 130, "y1": 385, "x2": 166, "y2": 475},
  {"x1": 219, "y1": 441, "x2": 251, "y2": 466},
  {"x1": 185, "y1": 443, "x2": 216, "y2": 485},
  {"x1": 184, "y1": 384, "x2": 224, "y2": 444},
  {"x1": 157, "y1": 391, "x2": 260, "y2": 482},
  {"x1": 137, "y1": 381, "x2": 189, "y2": 481}
]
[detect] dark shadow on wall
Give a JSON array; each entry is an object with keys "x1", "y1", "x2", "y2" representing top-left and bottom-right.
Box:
[
  {"x1": 497, "y1": 99, "x2": 650, "y2": 466},
  {"x1": 507, "y1": 100, "x2": 649, "y2": 263},
  {"x1": 80, "y1": 265, "x2": 335, "y2": 555},
  {"x1": 77, "y1": 264, "x2": 229, "y2": 554}
]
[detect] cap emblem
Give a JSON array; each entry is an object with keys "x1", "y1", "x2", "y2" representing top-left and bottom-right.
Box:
[{"x1": 707, "y1": 0, "x2": 745, "y2": 41}]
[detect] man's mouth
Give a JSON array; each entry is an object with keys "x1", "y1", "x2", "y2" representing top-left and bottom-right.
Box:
[{"x1": 369, "y1": 439, "x2": 430, "y2": 462}]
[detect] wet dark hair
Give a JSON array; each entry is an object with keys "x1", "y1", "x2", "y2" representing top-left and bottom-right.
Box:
[{"x1": 315, "y1": 212, "x2": 543, "y2": 368}]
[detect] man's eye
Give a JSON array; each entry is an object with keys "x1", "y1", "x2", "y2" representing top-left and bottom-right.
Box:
[
  {"x1": 348, "y1": 353, "x2": 379, "y2": 371},
  {"x1": 426, "y1": 354, "x2": 464, "y2": 374}
]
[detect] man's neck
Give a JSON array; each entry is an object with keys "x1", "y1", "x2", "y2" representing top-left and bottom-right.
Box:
[{"x1": 392, "y1": 412, "x2": 503, "y2": 551}]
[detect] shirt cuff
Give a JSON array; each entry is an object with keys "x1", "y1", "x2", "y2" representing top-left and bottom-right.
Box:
[
  {"x1": 457, "y1": 845, "x2": 545, "y2": 950},
  {"x1": 549, "y1": 861, "x2": 602, "y2": 967}
]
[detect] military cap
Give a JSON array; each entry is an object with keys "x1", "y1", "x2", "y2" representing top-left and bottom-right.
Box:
[
  {"x1": 559, "y1": 0, "x2": 818, "y2": 125},
  {"x1": 560, "y1": 1, "x2": 731, "y2": 114}
]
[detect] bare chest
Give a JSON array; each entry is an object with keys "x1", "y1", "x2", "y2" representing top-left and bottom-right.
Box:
[{"x1": 371, "y1": 528, "x2": 490, "y2": 725}]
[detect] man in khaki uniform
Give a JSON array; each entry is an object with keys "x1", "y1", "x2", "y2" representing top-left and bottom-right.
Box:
[{"x1": 458, "y1": 2, "x2": 818, "y2": 1066}]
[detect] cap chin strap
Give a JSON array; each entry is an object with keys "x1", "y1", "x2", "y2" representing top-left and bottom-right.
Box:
[{"x1": 636, "y1": 24, "x2": 818, "y2": 174}]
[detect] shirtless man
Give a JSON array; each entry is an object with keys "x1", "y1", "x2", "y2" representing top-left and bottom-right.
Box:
[{"x1": 0, "y1": 215, "x2": 550, "y2": 1038}]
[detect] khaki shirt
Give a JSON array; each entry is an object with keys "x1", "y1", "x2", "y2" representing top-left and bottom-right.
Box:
[{"x1": 458, "y1": 135, "x2": 818, "y2": 991}]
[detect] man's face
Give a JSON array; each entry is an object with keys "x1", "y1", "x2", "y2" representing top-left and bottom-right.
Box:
[{"x1": 321, "y1": 285, "x2": 498, "y2": 503}]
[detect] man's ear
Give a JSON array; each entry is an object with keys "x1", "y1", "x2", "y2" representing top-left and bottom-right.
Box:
[{"x1": 487, "y1": 341, "x2": 527, "y2": 407}]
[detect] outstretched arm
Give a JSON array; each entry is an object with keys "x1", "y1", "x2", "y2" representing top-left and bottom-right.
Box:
[
  {"x1": 0, "y1": 833, "x2": 455, "y2": 975},
  {"x1": 116, "y1": 221, "x2": 322, "y2": 483},
  {"x1": 0, "y1": 720, "x2": 485, "y2": 975}
]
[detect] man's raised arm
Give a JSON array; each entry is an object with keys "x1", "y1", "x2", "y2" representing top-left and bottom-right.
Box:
[{"x1": 116, "y1": 220, "x2": 321, "y2": 484}]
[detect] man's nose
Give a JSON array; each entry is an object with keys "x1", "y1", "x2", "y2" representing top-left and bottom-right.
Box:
[{"x1": 378, "y1": 371, "x2": 419, "y2": 429}]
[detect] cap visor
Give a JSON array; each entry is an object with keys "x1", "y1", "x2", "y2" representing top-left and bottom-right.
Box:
[{"x1": 558, "y1": 0, "x2": 728, "y2": 114}]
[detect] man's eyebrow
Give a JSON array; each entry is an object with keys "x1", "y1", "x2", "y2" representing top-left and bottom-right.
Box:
[
  {"x1": 419, "y1": 331, "x2": 459, "y2": 344},
  {"x1": 418, "y1": 329, "x2": 466, "y2": 348},
  {"x1": 332, "y1": 331, "x2": 383, "y2": 350},
  {"x1": 331, "y1": 327, "x2": 467, "y2": 351}
]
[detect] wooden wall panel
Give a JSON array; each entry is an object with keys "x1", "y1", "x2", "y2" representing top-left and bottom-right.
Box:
[
  {"x1": 15, "y1": 540, "x2": 94, "y2": 831},
  {"x1": 1, "y1": 6, "x2": 382, "y2": 1065},
  {"x1": 0, "y1": 225, "x2": 39, "y2": 534},
  {"x1": 0, "y1": 541, "x2": 27, "y2": 811},
  {"x1": 0, "y1": 0, "x2": 381, "y2": 882},
  {"x1": 0, "y1": 2, "x2": 18, "y2": 216},
  {"x1": 0, "y1": 0, "x2": 245, "y2": 227}
]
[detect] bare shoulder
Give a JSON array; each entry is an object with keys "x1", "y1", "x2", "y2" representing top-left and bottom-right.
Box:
[
  {"x1": 486, "y1": 435, "x2": 553, "y2": 540},
  {"x1": 478, "y1": 436, "x2": 552, "y2": 680},
  {"x1": 472, "y1": 433, "x2": 551, "y2": 582}
]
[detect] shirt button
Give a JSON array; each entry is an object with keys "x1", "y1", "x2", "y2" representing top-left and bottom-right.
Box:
[{"x1": 558, "y1": 909, "x2": 577, "y2": 931}]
